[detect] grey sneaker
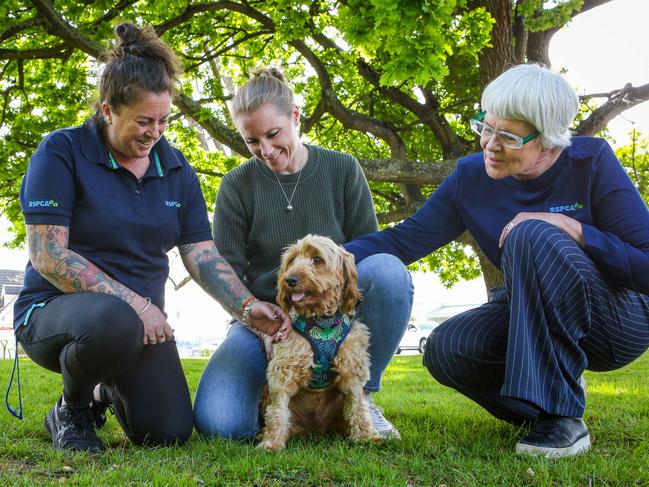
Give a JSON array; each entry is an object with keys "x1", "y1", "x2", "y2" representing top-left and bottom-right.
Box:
[
  {"x1": 364, "y1": 393, "x2": 400, "y2": 439},
  {"x1": 45, "y1": 397, "x2": 105, "y2": 453}
]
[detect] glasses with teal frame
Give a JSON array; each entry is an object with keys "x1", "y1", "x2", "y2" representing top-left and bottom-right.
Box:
[{"x1": 469, "y1": 112, "x2": 540, "y2": 149}]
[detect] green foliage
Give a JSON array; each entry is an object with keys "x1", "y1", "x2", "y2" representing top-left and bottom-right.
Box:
[
  {"x1": 409, "y1": 241, "x2": 482, "y2": 287},
  {"x1": 337, "y1": 1, "x2": 493, "y2": 88},
  {"x1": 616, "y1": 131, "x2": 649, "y2": 205},
  {"x1": 0, "y1": 0, "x2": 645, "y2": 288},
  {"x1": 2, "y1": 355, "x2": 649, "y2": 485},
  {"x1": 518, "y1": 0, "x2": 584, "y2": 32}
]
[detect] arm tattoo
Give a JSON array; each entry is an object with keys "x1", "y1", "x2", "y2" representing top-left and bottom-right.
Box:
[
  {"x1": 188, "y1": 245, "x2": 250, "y2": 317},
  {"x1": 27, "y1": 224, "x2": 136, "y2": 303},
  {"x1": 178, "y1": 243, "x2": 197, "y2": 257}
]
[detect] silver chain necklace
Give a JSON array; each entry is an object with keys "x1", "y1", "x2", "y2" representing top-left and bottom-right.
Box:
[{"x1": 270, "y1": 146, "x2": 306, "y2": 211}]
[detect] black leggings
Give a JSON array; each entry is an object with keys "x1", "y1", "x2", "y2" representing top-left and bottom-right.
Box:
[{"x1": 17, "y1": 292, "x2": 193, "y2": 445}]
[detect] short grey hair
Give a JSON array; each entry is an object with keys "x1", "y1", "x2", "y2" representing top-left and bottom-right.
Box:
[
  {"x1": 231, "y1": 67, "x2": 294, "y2": 122},
  {"x1": 481, "y1": 64, "x2": 579, "y2": 150}
]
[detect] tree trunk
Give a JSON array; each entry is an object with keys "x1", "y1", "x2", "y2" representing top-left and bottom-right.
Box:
[
  {"x1": 459, "y1": 231, "x2": 504, "y2": 293},
  {"x1": 477, "y1": 0, "x2": 514, "y2": 84}
]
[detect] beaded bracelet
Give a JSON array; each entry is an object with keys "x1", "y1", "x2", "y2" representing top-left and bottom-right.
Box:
[
  {"x1": 137, "y1": 297, "x2": 152, "y2": 316},
  {"x1": 241, "y1": 297, "x2": 258, "y2": 327}
]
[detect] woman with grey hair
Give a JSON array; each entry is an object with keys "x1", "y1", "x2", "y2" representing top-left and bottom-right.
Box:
[{"x1": 345, "y1": 63, "x2": 649, "y2": 457}]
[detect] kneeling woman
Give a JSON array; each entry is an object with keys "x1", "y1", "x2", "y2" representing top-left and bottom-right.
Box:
[
  {"x1": 10, "y1": 24, "x2": 289, "y2": 453},
  {"x1": 345, "y1": 64, "x2": 649, "y2": 457}
]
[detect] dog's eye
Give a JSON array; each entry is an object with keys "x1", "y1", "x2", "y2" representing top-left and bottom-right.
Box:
[{"x1": 312, "y1": 255, "x2": 322, "y2": 264}]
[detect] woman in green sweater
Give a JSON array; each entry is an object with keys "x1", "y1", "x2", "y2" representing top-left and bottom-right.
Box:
[{"x1": 193, "y1": 67, "x2": 413, "y2": 440}]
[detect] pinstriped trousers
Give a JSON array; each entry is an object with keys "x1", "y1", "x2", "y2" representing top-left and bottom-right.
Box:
[{"x1": 423, "y1": 220, "x2": 649, "y2": 423}]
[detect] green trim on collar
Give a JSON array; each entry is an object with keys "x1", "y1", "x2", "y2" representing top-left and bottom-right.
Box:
[
  {"x1": 107, "y1": 152, "x2": 119, "y2": 169},
  {"x1": 107, "y1": 150, "x2": 165, "y2": 176},
  {"x1": 154, "y1": 150, "x2": 164, "y2": 177}
]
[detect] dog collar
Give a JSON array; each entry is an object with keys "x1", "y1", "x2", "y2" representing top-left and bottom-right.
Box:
[{"x1": 292, "y1": 313, "x2": 353, "y2": 389}]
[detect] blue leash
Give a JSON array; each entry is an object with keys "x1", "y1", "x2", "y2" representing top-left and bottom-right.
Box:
[
  {"x1": 5, "y1": 337, "x2": 22, "y2": 420},
  {"x1": 5, "y1": 301, "x2": 46, "y2": 420}
]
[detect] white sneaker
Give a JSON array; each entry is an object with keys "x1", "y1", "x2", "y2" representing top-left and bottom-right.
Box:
[
  {"x1": 579, "y1": 375, "x2": 588, "y2": 399},
  {"x1": 365, "y1": 393, "x2": 400, "y2": 439}
]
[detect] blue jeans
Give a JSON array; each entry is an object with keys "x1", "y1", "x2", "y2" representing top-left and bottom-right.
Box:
[{"x1": 193, "y1": 254, "x2": 413, "y2": 439}]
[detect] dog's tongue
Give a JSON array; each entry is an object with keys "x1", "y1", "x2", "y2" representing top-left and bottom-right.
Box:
[{"x1": 291, "y1": 292, "x2": 306, "y2": 302}]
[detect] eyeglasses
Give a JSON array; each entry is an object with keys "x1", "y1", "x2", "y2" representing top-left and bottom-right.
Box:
[{"x1": 469, "y1": 112, "x2": 539, "y2": 149}]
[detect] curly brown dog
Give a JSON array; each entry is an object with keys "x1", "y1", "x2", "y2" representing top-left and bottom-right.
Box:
[{"x1": 258, "y1": 235, "x2": 378, "y2": 451}]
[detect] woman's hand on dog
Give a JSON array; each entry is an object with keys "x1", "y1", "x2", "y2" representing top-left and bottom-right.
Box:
[{"x1": 249, "y1": 301, "x2": 292, "y2": 342}]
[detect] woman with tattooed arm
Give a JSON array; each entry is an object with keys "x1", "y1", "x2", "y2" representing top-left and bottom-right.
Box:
[{"x1": 10, "y1": 24, "x2": 290, "y2": 453}]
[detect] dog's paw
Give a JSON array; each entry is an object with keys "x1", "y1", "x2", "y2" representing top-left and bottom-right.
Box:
[
  {"x1": 350, "y1": 424, "x2": 381, "y2": 443},
  {"x1": 257, "y1": 439, "x2": 286, "y2": 452}
]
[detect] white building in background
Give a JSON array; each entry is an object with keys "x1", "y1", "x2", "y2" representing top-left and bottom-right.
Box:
[
  {"x1": 410, "y1": 271, "x2": 487, "y2": 325},
  {"x1": 0, "y1": 269, "x2": 23, "y2": 360},
  {"x1": 165, "y1": 253, "x2": 231, "y2": 358},
  {"x1": 164, "y1": 278, "x2": 231, "y2": 358}
]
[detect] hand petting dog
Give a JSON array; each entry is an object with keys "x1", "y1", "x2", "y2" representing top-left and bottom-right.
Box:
[{"x1": 246, "y1": 301, "x2": 292, "y2": 342}]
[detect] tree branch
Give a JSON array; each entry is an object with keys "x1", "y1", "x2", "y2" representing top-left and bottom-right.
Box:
[
  {"x1": 195, "y1": 167, "x2": 226, "y2": 178},
  {"x1": 377, "y1": 205, "x2": 421, "y2": 225},
  {"x1": 291, "y1": 38, "x2": 407, "y2": 159},
  {"x1": 173, "y1": 93, "x2": 249, "y2": 157},
  {"x1": 29, "y1": 0, "x2": 104, "y2": 57},
  {"x1": 526, "y1": 0, "x2": 615, "y2": 67},
  {"x1": 155, "y1": 1, "x2": 272, "y2": 35},
  {"x1": 358, "y1": 157, "x2": 457, "y2": 186},
  {"x1": 183, "y1": 30, "x2": 272, "y2": 68},
  {"x1": 302, "y1": 96, "x2": 326, "y2": 134},
  {"x1": 575, "y1": 83, "x2": 649, "y2": 136},
  {"x1": 0, "y1": 46, "x2": 72, "y2": 60},
  {"x1": 579, "y1": 0, "x2": 615, "y2": 15},
  {"x1": 87, "y1": 0, "x2": 138, "y2": 28},
  {"x1": 0, "y1": 17, "x2": 44, "y2": 43},
  {"x1": 355, "y1": 59, "x2": 467, "y2": 158}
]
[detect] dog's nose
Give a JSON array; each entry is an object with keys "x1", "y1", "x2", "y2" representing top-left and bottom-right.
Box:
[{"x1": 285, "y1": 275, "x2": 299, "y2": 287}]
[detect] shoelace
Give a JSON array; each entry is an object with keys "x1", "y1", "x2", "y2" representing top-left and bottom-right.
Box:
[{"x1": 62, "y1": 406, "x2": 98, "y2": 438}]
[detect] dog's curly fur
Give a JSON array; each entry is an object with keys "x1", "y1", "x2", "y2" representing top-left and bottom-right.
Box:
[{"x1": 258, "y1": 235, "x2": 378, "y2": 451}]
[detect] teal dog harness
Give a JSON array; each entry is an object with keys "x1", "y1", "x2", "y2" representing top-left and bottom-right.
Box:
[{"x1": 292, "y1": 313, "x2": 353, "y2": 389}]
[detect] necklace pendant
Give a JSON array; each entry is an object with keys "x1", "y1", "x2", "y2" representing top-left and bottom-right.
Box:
[{"x1": 286, "y1": 205, "x2": 293, "y2": 211}]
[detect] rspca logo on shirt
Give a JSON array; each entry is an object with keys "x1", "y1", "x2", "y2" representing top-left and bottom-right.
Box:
[
  {"x1": 28, "y1": 200, "x2": 59, "y2": 208},
  {"x1": 548, "y1": 202, "x2": 584, "y2": 213},
  {"x1": 165, "y1": 200, "x2": 182, "y2": 208}
]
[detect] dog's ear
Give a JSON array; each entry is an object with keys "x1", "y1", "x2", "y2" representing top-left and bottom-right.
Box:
[
  {"x1": 339, "y1": 247, "x2": 361, "y2": 315},
  {"x1": 276, "y1": 245, "x2": 295, "y2": 314}
]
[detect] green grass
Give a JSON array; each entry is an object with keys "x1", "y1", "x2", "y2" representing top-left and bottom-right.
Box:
[{"x1": 1, "y1": 353, "x2": 648, "y2": 486}]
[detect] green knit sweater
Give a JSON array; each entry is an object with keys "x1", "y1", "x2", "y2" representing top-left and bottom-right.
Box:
[{"x1": 213, "y1": 144, "x2": 378, "y2": 302}]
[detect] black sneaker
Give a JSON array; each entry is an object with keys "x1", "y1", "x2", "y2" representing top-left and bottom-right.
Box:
[
  {"x1": 44, "y1": 397, "x2": 106, "y2": 453},
  {"x1": 515, "y1": 415, "x2": 590, "y2": 458}
]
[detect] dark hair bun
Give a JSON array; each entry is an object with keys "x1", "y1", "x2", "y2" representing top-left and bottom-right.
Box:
[
  {"x1": 94, "y1": 23, "x2": 181, "y2": 120},
  {"x1": 115, "y1": 23, "x2": 139, "y2": 48}
]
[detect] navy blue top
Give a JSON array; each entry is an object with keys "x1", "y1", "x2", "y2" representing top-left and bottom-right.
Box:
[
  {"x1": 345, "y1": 137, "x2": 649, "y2": 295},
  {"x1": 13, "y1": 119, "x2": 212, "y2": 328}
]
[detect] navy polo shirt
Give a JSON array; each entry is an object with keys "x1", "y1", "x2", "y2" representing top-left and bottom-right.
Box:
[{"x1": 13, "y1": 119, "x2": 212, "y2": 329}]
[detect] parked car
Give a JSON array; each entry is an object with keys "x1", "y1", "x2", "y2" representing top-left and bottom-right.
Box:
[{"x1": 395, "y1": 322, "x2": 437, "y2": 354}]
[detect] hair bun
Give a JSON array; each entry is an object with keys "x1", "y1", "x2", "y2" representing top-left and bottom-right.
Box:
[
  {"x1": 115, "y1": 23, "x2": 139, "y2": 49},
  {"x1": 251, "y1": 67, "x2": 287, "y2": 85}
]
